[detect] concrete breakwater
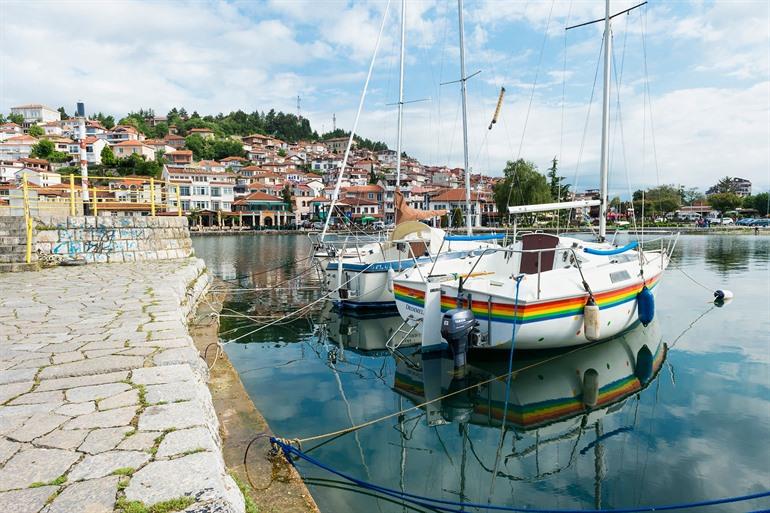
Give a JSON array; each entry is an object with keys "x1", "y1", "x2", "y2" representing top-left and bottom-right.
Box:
[{"x1": 0, "y1": 258, "x2": 244, "y2": 512}]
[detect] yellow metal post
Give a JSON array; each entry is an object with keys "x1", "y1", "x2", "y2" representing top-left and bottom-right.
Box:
[
  {"x1": 176, "y1": 185, "x2": 182, "y2": 217},
  {"x1": 69, "y1": 174, "x2": 76, "y2": 216},
  {"x1": 92, "y1": 184, "x2": 98, "y2": 215},
  {"x1": 21, "y1": 173, "x2": 32, "y2": 264},
  {"x1": 150, "y1": 177, "x2": 156, "y2": 217}
]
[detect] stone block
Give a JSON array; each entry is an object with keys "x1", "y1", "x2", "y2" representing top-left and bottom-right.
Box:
[
  {"x1": 65, "y1": 382, "x2": 132, "y2": 403},
  {"x1": 38, "y1": 356, "x2": 144, "y2": 380},
  {"x1": 124, "y1": 452, "x2": 243, "y2": 511},
  {"x1": 68, "y1": 216, "x2": 86, "y2": 229},
  {"x1": 36, "y1": 371, "x2": 129, "y2": 392},
  {"x1": 68, "y1": 450, "x2": 150, "y2": 481},
  {"x1": 156, "y1": 426, "x2": 217, "y2": 458},
  {"x1": 0, "y1": 448, "x2": 79, "y2": 491},
  {"x1": 131, "y1": 364, "x2": 195, "y2": 386},
  {"x1": 0, "y1": 486, "x2": 57, "y2": 513},
  {"x1": 79, "y1": 426, "x2": 133, "y2": 455},
  {"x1": 96, "y1": 216, "x2": 114, "y2": 228},
  {"x1": 35, "y1": 229, "x2": 58, "y2": 243},
  {"x1": 137, "y1": 401, "x2": 206, "y2": 431},
  {"x1": 45, "y1": 475, "x2": 119, "y2": 513},
  {"x1": 63, "y1": 406, "x2": 136, "y2": 430},
  {"x1": 107, "y1": 253, "x2": 125, "y2": 264},
  {"x1": 36, "y1": 427, "x2": 90, "y2": 450}
]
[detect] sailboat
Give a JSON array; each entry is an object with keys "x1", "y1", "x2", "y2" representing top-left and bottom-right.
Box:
[
  {"x1": 315, "y1": 0, "x2": 502, "y2": 309},
  {"x1": 391, "y1": 0, "x2": 678, "y2": 349}
]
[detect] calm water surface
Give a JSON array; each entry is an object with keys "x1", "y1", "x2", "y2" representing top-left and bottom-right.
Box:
[{"x1": 192, "y1": 234, "x2": 770, "y2": 512}]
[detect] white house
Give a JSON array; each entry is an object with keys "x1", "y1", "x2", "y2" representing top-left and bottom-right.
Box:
[
  {"x1": 0, "y1": 135, "x2": 38, "y2": 160},
  {"x1": 112, "y1": 140, "x2": 156, "y2": 161},
  {"x1": 10, "y1": 104, "x2": 59, "y2": 126},
  {"x1": 15, "y1": 168, "x2": 61, "y2": 187},
  {"x1": 162, "y1": 165, "x2": 236, "y2": 213}
]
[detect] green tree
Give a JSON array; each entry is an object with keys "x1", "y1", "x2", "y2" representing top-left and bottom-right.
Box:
[
  {"x1": 492, "y1": 159, "x2": 552, "y2": 219},
  {"x1": 0, "y1": 113, "x2": 5, "y2": 123},
  {"x1": 101, "y1": 145, "x2": 117, "y2": 166},
  {"x1": 751, "y1": 192, "x2": 769, "y2": 217},
  {"x1": 57, "y1": 107, "x2": 69, "y2": 120},
  {"x1": 632, "y1": 185, "x2": 682, "y2": 217},
  {"x1": 546, "y1": 157, "x2": 569, "y2": 201},
  {"x1": 184, "y1": 134, "x2": 210, "y2": 160},
  {"x1": 682, "y1": 187, "x2": 705, "y2": 205},
  {"x1": 94, "y1": 112, "x2": 115, "y2": 129},
  {"x1": 451, "y1": 207, "x2": 464, "y2": 228},
  {"x1": 277, "y1": 148, "x2": 287, "y2": 157},
  {"x1": 30, "y1": 139, "x2": 55, "y2": 158},
  {"x1": 368, "y1": 169, "x2": 379, "y2": 185},
  {"x1": 7, "y1": 113, "x2": 24, "y2": 125},
  {"x1": 28, "y1": 125, "x2": 44, "y2": 137},
  {"x1": 708, "y1": 192, "x2": 742, "y2": 217},
  {"x1": 48, "y1": 151, "x2": 72, "y2": 163},
  {"x1": 281, "y1": 184, "x2": 294, "y2": 211},
  {"x1": 714, "y1": 176, "x2": 737, "y2": 194}
]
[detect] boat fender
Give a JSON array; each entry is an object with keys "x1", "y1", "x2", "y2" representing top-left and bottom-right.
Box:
[
  {"x1": 713, "y1": 289, "x2": 734, "y2": 307},
  {"x1": 582, "y1": 368, "x2": 599, "y2": 408},
  {"x1": 637, "y1": 286, "x2": 654, "y2": 326},
  {"x1": 386, "y1": 268, "x2": 395, "y2": 293},
  {"x1": 634, "y1": 345, "x2": 654, "y2": 384},
  {"x1": 583, "y1": 298, "x2": 601, "y2": 341}
]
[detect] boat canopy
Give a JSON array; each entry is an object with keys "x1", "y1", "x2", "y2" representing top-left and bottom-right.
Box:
[
  {"x1": 444, "y1": 233, "x2": 505, "y2": 241},
  {"x1": 508, "y1": 199, "x2": 600, "y2": 214}
]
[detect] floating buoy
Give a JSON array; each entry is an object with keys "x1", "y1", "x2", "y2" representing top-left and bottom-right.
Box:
[
  {"x1": 583, "y1": 298, "x2": 601, "y2": 341},
  {"x1": 634, "y1": 345, "x2": 654, "y2": 384},
  {"x1": 582, "y1": 368, "x2": 599, "y2": 408},
  {"x1": 713, "y1": 289, "x2": 734, "y2": 307},
  {"x1": 387, "y1": 268, "x2": 395, "y2": 293},
  {"x1": 637, "y1": 286, "x2": 654, "y2": 326}
]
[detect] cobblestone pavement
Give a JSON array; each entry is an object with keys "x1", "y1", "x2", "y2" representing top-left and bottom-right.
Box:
[{"x1": 0, "y1": 259, "x2": 245, "y2": 513}]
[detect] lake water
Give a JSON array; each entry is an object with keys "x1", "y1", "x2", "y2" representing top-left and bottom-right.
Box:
[{"x1": 192, "y1": 234, "x2": 770, "y2": 513}]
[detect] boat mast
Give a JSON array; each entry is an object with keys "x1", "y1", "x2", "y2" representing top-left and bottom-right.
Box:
[
  {"x1": 598, "y1": 0, "x2": 612, "y2": 241},
  {"x1": 457, "y1": 0, "x2": 472, "y2": 235},
  {"x1": 395, "y1": 0, "x2": 406, "y2": 191},
  {"x1": 394, "y1": 0, "x2": 406, "y2": 225}
]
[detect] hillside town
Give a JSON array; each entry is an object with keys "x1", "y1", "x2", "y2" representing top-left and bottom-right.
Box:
[{"x1": 1, "y1": 103, "x2": 761, "y2": 228}]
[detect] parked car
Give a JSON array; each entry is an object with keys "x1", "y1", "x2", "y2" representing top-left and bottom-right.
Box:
[
  {"x1": 720, "y1": 218, "x2": 734, "y2": 225},
  {"x1": 736, "y1": 218, "x2": 755, "y2": 226},
  {"x1": 372, "y1": 221, "x2": 386, "y2": 231},
  {"x1": 750, "y1": 219, "x2": 770, "y2": 227},
  {"x1": 311, "y1": 221, "x2": 324, "y2": 230}
]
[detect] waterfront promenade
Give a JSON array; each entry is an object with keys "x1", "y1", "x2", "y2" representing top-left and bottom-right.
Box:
[{"x1": 0, "y1": 259, "x2": 245, "y2": 513}]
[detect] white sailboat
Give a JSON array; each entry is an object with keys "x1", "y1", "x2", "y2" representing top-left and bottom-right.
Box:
[
  {"x1": 316, "y1": 0, "x2": 501, "y2": 309},
  {"x1": 392, "y1": 0, "x2": 678, "y2": 350}
]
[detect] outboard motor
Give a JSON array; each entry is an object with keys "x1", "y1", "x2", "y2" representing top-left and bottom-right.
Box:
[{"x1": 441, "y1": 308, "x2": 476, "y2": 369}]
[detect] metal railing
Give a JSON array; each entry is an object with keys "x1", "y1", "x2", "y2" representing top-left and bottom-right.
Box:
[{"x1": 1, "y1": 173, "x2": 185, "y2": 264}]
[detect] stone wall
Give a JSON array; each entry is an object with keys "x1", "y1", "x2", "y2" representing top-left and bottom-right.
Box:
[{"x1": 33, "y1": 216, "x2": 193, "y2": 263}]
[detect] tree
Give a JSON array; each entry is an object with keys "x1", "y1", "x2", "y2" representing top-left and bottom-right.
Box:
[
  {"x1": 682, "y1": 187, "x2": 705, "y2": 205},
  {"x1": 714, "y1": 176, "x2": 737, "y2": 194},
  {"x1": 101, "y1": 145, "x2": 116, "y2": 167},
  {"x1": 368, "y1": 169, "x2": 378, "y2": 185},
  {"x1": 7, "y1": 113, "x2": 24, "y2": 125},
  {"x1": 0, "y1": 114, "x2": 5, "y2": 123},
  {"x1": 27, "y1": 125, "x2": 44, "y2": 137},
  {"x1": 546, "y1": 157, "x2": 569, "y2": 201},
  {"x1": 277, "y1": 148, "x2": 287, "y2": 157},
  {"x1": 57, "y1": 107, "x2": 69, "y2": 120},
  {"x1": 281, "y1": 184, "x2": 294, "y2": 211},
  {"x1": 451, "y1": 207, "x2": 464, "y2": 228},
  {"x1": 492, "y1": 159, "x2": 552, "y2": 219},
  {"x1": 632, "y1": 184, "x2": 682, "y2": 217},
  {"x1": 30, "y1": 139, "x2": 55, "y2": 158},
  {"x1": 751, "y1": 192, "x2": 769, "y2": 217},
  {"x1": 708, "y1": 192, "x2": 742, "y2": 217}
]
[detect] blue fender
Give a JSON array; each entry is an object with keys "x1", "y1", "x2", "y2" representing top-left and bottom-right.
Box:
[
  {"x1": 637, "y1": 285, "x2": 654, "y2": 326},
  {"x1": 634, "y1": 345, "x2": 654, "y2": 384}
]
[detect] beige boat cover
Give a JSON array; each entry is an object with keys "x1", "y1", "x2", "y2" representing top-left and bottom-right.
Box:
[{"x1": 394, "y1": 190, "x2": 447, "y2": 222}]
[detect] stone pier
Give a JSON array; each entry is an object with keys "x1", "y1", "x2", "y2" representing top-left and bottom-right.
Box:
[{"x1": 0, "y1": 259, "x2": 245, "y2": 513}]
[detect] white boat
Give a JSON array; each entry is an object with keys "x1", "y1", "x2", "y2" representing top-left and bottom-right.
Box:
[
  {"x1": 313, "y1": 0, "x2": 503, "y2": 309},
  {"x1": 392, "y1": 0, "x2": 677, "y2": 350},
  {"x1": 322, "y1": 219, "x2": 501, "y2": 309}
]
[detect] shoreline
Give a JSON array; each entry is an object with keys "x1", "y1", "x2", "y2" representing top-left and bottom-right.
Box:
[
  {"x1": 189, "y1": 227, "x2": 769, "y2": 236},
  {"x1": 190, "y1": 281, "x2": 321, "y2": 513}
]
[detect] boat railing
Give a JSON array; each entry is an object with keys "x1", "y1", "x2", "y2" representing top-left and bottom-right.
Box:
[{"x1": 449, "y1": 232, "x2": 679, "y2": 299}]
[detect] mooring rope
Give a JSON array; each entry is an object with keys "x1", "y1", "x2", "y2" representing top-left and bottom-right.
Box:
[{"x1": 271, "y1": 439, "x2": 770, "y2": 513}]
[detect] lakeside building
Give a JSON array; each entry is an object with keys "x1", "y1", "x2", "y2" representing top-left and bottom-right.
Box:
[
  {"x1": 10, "y1": 104, "x2": 59, "y2": 127},
  {"x1": 706, "y1": 177, "x2": 752, "y2": 197}
]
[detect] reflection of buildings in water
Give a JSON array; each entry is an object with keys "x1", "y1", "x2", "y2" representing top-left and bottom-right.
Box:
[
  {"x1": 214, "y1": 262, "x2": 237, "y2": 281},
  {"x1": 392, "y1": 320, "x2": 666, "y2": 502}
]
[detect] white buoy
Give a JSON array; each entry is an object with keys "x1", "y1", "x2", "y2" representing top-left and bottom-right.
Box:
[
  {"x1": 714, "y1": 290, "x2": 734, "y2": 301},
  {"x1": 584, "y1": 298, "x2": 601, "y2": 341},
  {"x1": 582, "y1": 368, "x2": 599, "y2": 407}
]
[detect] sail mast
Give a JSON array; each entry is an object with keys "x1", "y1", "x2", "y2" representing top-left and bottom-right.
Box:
[
  {"x1": 395, "y1": 0, "x2": 406, "y2": 191},
  {"x1": 457, "y1": 0, "x2": 472, "y2": 235},
  {"x1": 598, "y1": 0, "x2": 612, "y2": 241}
]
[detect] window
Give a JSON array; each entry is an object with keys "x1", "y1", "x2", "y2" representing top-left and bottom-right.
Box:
[
  {"x1": 193, "y1": 186, "x2": 207, "y2": 196},
  {"x1": 211, "y1": 187, "x2": 221, "y2": 197},
  {"x1": 368, "y1": 193, "x2": 374, "y2": 199},
  {"x1": 181, "y1": 201, "x2": 190, "y2": 210},
  {"x1": 179, "y1": 186, "x2": 190, "y2": 196}
]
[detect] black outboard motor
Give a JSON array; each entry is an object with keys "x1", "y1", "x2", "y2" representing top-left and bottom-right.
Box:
[{"x1": 441, "y1": 308, "x2": 476, "y2": 368}]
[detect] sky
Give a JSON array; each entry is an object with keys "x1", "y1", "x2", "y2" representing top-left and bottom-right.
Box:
[{"x1": 1, "y1": 0, "x2": 768, "y2": 197}]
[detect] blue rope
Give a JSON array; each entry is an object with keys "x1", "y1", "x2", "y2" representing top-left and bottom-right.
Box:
[{"x1": 272, "y1": 439, "x2": 770, "y2": 513}]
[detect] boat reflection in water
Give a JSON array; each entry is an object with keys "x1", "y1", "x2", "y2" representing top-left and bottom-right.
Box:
[
  {"x1": 393, "y1": 320, "x2": 666, "y2": 507},
  {"x1": 395, "y1": 319, "x2": 664, "y2": 430},
  {"x1": 322, "y1": 306, "x2": 421, "y2": 357}
]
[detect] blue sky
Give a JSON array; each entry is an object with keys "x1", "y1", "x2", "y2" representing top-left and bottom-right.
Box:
[{"x1": 1, "y1": 0, "x2": 768, "y2": 196}]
